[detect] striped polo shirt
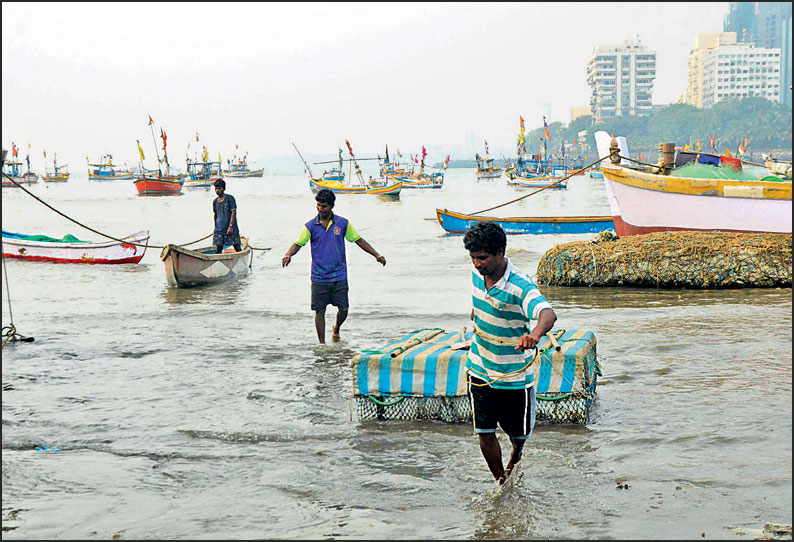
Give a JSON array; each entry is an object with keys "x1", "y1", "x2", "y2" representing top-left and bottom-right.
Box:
[{"x1": 467, "y1": 257, "x2": 553, "y2": 390}]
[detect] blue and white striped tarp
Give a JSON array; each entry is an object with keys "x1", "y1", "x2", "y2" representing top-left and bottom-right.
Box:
[{"x1": 352, "y1": 328, "x2": 597, "y2": 398}]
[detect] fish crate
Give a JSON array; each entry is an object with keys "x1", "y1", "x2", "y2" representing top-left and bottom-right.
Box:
[{"x1": 351, "y1": 328, "x2": 601, "y2": 425}]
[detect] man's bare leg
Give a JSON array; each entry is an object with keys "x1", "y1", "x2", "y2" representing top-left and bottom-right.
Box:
[
  {"x1": 315, "y1": 308, "x2": 326, "y2": 344},
  {"x1": 505, "y1": 437, "x2": 526, "y2": 477},
  {"x1": 478, "y1": 433, "x2": 506, "y2": 484},
  {"x1": 332, "y1": 308, "x2": 349, "y2": 342}
]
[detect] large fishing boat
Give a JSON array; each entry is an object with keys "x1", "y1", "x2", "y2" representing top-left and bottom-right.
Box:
[
  {"x1": 600, "y1": 137, "x2": 792, "y2": 236},
  {"x1": 223, "y1": 148, "x2": 264, "y2": 178},
  {"x1": 435, "y1": 208, "x2": 615, "y2": 235},
  {"x1": 506, "y1": 116, "x2": 568, "y2": 188},
  {"x1": 2, "y1": 230, "x2": 149, "y2": 264},
  {"x1": 41, "y1": 152, "x2": 70, "y2": 182},
  {"x1": 88, "y1": 154, "x2": 134, "y2": 181}
]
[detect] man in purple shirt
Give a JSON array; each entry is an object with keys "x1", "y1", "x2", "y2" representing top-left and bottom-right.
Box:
[{"x1": 282, "y1": 189, "x2": 386, "y2": 344}]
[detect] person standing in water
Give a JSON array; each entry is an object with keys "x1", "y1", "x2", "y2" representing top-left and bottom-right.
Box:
[
  {"x1": 282, "y1": 189, "x2": 386, "y2": 344},
  {"x1": 463, "y1": 221, "x2": 557, "y2": 484}
]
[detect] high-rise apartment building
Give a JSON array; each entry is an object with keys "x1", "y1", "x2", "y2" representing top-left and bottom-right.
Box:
[
  {"x1": 700, "y1": 41, "x2": 781, "y2": 108},
  {"x1": 686, "y1": 33, "x2": 738, "y2": 108},
  {"x1": 724, "y1": 2, "x2": 792, "y2": 48},
  {"x1": 586, "y1": 39, "x2": 656, "y2": 122},
  {"x1": 781, "y1": 14, "x2": 792, "y2": 107}
]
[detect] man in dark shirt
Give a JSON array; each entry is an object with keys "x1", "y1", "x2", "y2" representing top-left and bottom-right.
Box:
[
  {"x1": 212, "y1": 179, "x2": 242, "y2": 253},
  {"x1": 281, "y1": 189, "x2": 386, "y2": 344}
]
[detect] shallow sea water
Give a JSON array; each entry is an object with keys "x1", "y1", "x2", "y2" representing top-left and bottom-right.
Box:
[{"x1": 2, "y1": 168, "x2": 791, "y2": 539}]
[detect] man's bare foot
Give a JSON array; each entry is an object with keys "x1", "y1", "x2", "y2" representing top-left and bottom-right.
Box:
[{"x1": 332, "y1": 325, "x2": 341, "y2": 342}]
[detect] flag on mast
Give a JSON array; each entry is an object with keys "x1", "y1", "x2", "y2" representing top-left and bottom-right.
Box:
[
  {"x1": 709, "y1": 135, "x2": 715, "y2": 151},
  {"x1": 543, "y1": 117, "x2": 551, "y2": 141},
  {"x1": 148, "y1": 115, "x2": 154, "y2": 126},
  {"x1": 137, "y1": 140, "x2": 146, "y2": 161}
]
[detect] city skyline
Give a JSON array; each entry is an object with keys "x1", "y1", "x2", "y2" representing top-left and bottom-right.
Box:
[{"x1": 3, "y1": 2, "x2": 731, "y2": 168}]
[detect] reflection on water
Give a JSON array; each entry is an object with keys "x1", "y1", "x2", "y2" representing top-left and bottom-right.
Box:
[{"x1": 159, "y1": 274, "x2": 252, "y2": 304}]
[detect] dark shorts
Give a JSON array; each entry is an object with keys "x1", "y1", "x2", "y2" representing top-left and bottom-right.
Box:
[
  {"x1": 467, "y1": 374, "x2": 536, "y2": 439},
  {"x1": 311, "y1": 280, "x2": 349, "y2": 311}
]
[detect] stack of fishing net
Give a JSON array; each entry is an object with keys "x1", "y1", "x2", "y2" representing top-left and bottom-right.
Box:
[
  {"x1": 351, "y1": 328, "x2": 600, "y2": 425},
  {"x1": 536, "y1": 231, "x2": 792, "y2": 289}
]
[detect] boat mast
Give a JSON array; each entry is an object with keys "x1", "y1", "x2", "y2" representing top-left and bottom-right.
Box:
[
  {"x1": 291, "y1": 142, "x2": 315, "y2": 179},
  {"x1": 148, "y1": 115, "x2": 162, "y2": 176}
]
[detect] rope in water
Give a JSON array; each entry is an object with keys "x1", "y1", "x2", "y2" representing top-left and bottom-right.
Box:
[
  {"x1": 1, "y1": 237, "x2": 33, "y2": 347},
  {"x1": 1, "y1": 172, "x2": 270, "y2": 252}
]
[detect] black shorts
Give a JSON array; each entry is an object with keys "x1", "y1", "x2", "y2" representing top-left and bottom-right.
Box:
[
  {"x1": 311, "y1": 280, "x2": 349, "y2": 311},
  {"x1": 467, "y1": 374, "x2": 536, "y2": 439}
]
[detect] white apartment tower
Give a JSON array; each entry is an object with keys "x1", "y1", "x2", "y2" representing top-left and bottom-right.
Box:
[
  {"x1": 586, "y1": 39, "x2": 656, "y2": 122},
  {"x1": 700, "y1": 41, "x2": 781, "y2": 107},
  {"x1": 686, "y1": 33, "x2": 738, "y2": 108}
]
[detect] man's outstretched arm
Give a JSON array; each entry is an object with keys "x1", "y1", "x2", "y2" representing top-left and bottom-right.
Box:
[{"x1": 355, "y1": 238, "x2": 386, "y2": 265}]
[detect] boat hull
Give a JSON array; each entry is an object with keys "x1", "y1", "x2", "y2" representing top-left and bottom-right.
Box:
[
  {"x1": 476, "y1": 170, "x2": 503, "y2": 179},
  {"x1": 42, "y1": 173, "x2": 70, "y2": 182},
  {"x1": 134, "y1": 176, "x2": 184, "y2": 196},
  {"x1": 309, "y1": 177, "x2": 401, "y2": 195},
  {"x1": 1, "y1": 230, "x2": 149, "y2": 264},
  {"x1": 602, "y1": 164, "x2": 792, "y2": 235},
  {"x1": 436, "y1": 209, "x2": 615, "y2": 235},
  {"x1": 223, "y1": 168, "x2": 264, "y2": 178},
  {"x1": 160, "y1": 242, "x2": 253, "y2": 287},
  {"x1": 89, "y1": 172, "x2": 135, "y2": 181},
  {"x1": 505, "y1": 173, "x2": 567, "y2": 188}
]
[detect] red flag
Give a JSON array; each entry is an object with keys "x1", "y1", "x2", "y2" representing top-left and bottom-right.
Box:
[
  {"x1": 573, "y1": 138, "x2": 577, "y2": 145},
  {"x1": 738, "y1": 141, "x2": 746, "y2": 154},
  {"x1": 520, "y1": 116, "x2": 525, "y2": 129},
  {"x1": 709, "y1": 135, "x2": 715, "y2": 151},
  {"x1": 160, "y1": 128, "x2": 167, "y2": 153},
  {"x1": 148, "y1": 115, "x2": 153, "y2": 126},
  {"x1": 345, "y1": 139, "x2": 355, "y2": 157},
  {"x1": 422, "y1": 146, "x2": 427, "y2": 159},
  {"x1": 12, "y1": 144, "x2": 17, "y2": 158}
]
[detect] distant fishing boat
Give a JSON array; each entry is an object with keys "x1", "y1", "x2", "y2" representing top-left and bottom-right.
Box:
[
  {"x1": 184, "y1": 160, "x2": 221, "y2": 189},
  {"x1": 223, "y1": 148, "x2": 264, "y2": 177},
  {"x1": 435, "y1": 208, "x2": 615, "y2": 235},
  {"x1": 507, "y1": 116, "x2": 568, "y2": 188},
  {"x1": 475, "y1": 141, "x2": 503, "y2": 179},
  {"x1": 2, "y1": 159, "x2": 38, "y2": 186},
  {"x1": 589, "y1": 169, "x2": 604, "y2": 180},
  {"x1": 298, "y1": 141, "x2": 401, "y2": 196},
  {"x1": 41, "y1": 152, "x2": 70, "y2": 182},
  {"x1": 397, "y1": 145, "x2": 445, "y2": 188},
  {"x1": 600, "y1": 135, "x2": 792, "y2": 235},
  {"x1": 160, "y1": 238, "x2": 253, "y2": 287},
  {"x1": 2, "y1": 230, "x2": 149, "y2": 264},
  {"x1": 88, "y1": 154, "x2": 134, "y2": 180},
  {"x1": 133, "y1": 122, "x2": 183, "y2": 196}
]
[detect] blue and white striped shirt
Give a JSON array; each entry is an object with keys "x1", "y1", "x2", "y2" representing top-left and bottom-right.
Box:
[{"x1": 467, "y1": 258, "x2": 553, "y2": 390}]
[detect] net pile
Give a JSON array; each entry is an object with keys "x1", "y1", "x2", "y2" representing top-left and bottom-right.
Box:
[
  {"x1": 536, "y1": 231, "x2": 792, "y2": 289},
  {"x1": 352, "y1": 329, "x2": 601, "y2": 425}
]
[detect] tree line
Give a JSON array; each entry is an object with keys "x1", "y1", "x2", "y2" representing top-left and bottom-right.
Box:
[{"x1": 527, "y1": 97, "x2": 792, "y2": 154}]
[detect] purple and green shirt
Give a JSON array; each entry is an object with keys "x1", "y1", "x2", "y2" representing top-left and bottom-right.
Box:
[{"x1": 295, "y1": 213, "x2": 361, "y2": 282}]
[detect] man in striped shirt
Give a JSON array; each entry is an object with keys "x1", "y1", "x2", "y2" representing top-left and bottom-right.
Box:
[{"x1": 463, "y1": 221, "x2": 557, "y2": 485}]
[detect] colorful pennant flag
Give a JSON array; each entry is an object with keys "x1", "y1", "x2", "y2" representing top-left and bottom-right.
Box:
[
  {"x1": 561, "y1": 141, "x2": 565, "y2": 157},
  {"x1": 148, "y1": 115, "x2": 154, "y2": 126},
  {"x1": 697, "y1": 139, "x2": 702, "y2": 152},
  {"x1": 137, "y1": 140, "x2": 145, "y2": 161},
  {"x1": 724, "y1": 146, "x2": 733, "y2": 158},
  {"x1": 543, "y1": 116, "x2": 551, "y2": 141},
  {"x1": 12, "y1": 144, "x2": 18, "y2": 158},
  {"x1": 709, "y1": 135, "x2": 715, "y2": 151},
  {"x1": 443, "y1": 155, "x2": 450, "y2": 170}
]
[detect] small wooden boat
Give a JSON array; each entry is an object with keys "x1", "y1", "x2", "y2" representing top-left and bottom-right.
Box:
[
  {"x1": 309, "y1": 177, "x2": 401, "y2": 195},
  {"x1": 1, "y1": 230, "x2": 149, "y2": 264},
  {"x1": 399, "y1": 171, "x2": 444, "y2": 189},
  {"x1": 505, "y1": 167, "x2": 568, "y2": 188},
  {"x1": 41, "y1": 154, "x2": 69, "y2": 182},
  {"x1": 765, "y1": 159, "x2": 792, "y2": 180},
  {"x1": 436, "y1": 208, "x2": 615, "y2": 235},
  {"x1": 476, "y1": 156, "x2": 503, "y2": 179},
  {"x1": 160, "y1": 238, "x2": 253, "y2": 287},
  {"x1": 222, "y1": 150, "x2": 264, "y2": 177},
  {"x1": 589, "y1": 169, "x2": 604, "y2": 180}
]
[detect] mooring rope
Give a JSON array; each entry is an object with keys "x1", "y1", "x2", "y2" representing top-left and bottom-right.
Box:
[
  {"x1": 2, "y1": 172, "x2": 270, "y2": 252},
  {"x1": 1, "y1": 237, "x2": 33, "y2": 346}
]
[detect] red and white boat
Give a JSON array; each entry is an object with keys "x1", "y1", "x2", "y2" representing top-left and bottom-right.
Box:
[
  {"x1": 601, "y1": 164, "x2": 792, "y2": 236},
  {"x1": 1, "y1": 230, "x2": 149, "y2": 264}
]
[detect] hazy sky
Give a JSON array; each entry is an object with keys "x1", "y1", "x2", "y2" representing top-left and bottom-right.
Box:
[{"x1": 2, "y1": 2, "x2": 728, "y2": 168}]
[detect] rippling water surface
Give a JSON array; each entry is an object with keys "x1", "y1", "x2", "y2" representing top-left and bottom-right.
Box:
[{"x1": 2, "y1": 170, "x2": 791, "y2": 539}]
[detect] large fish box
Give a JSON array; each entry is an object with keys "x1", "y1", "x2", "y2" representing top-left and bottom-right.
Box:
[{"x1": 351, "y1": 328, "x2": 601, "y2": 425}]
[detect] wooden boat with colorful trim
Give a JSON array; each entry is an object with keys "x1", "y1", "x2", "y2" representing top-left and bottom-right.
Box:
[
  {"x1": 223, "y1": 159, "x2": 264, "y2": 178},
  {"x1": 160, "y1": 238, "x2": 253, "y2": 287},
  {"x1": 601, "y1": 163, "x2": 792, "y2": 235},
  {"x1": 184, "y1": 160, "x2": 221, "y2": 188},
  {"x1": 88, "y1": 155, "x2": 134, "y2": 181},
  {"x1": 308, "y1": 177, "x2": 402, "y2": 195},
  {"x1": 133, "y1": 171, "x2": 184, "y2": 196},
  {"x1": 505, "y1": 166, "x2": 568, "y2": 188},
  {"x1": 476, "y1": 156, "x2": 503, "y2": 179},
  {"x1": 1, "y1": 230, "x2": 149, "y2": 264},
  {"x1": 399, "y1": 171, "x2": 444, "y2": 189},
  {"x1": 2, "y1": 160, "x2": 38, "y2": 186},
  {"x1": 435, "y1": 208, "x2": 615, "y2": 235},
  {"x1": 41, "y1": 154, "x2": 69, "y2": 182}
]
